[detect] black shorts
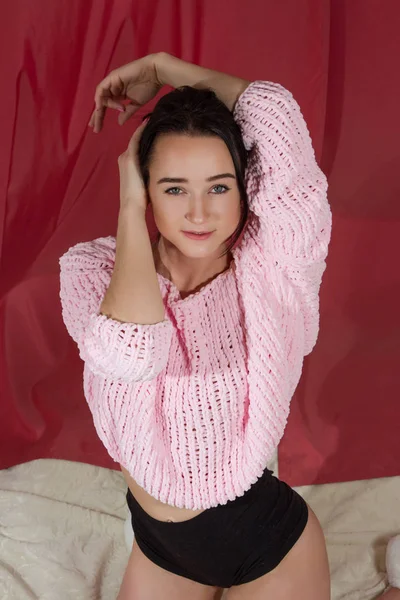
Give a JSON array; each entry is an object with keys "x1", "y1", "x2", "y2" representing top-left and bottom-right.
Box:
[{"x1": 126, "y1": 468, "x2": 308, "y2": 588}]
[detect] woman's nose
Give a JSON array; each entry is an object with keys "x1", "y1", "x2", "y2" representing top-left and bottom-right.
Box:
[{"x1": 186, "y1": 197, "x2": 209, "y2": 224}]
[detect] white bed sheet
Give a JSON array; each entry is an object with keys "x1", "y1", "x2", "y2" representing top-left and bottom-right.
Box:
[{"x1": 0, "y1": 459, "x2": 399, "y2": 599}]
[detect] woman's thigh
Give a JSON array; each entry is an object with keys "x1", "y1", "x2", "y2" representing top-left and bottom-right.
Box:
[
  {"x1": 117, "y1": 540, "x2": 221, "y2": 600},
  {"x1": 225, "y1": 507, "x2": 330, "y2": 600}
]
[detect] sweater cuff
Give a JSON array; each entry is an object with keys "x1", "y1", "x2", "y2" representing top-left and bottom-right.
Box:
[{"x1": 81, "y1": 313, "x2": 173, "y2": 382}]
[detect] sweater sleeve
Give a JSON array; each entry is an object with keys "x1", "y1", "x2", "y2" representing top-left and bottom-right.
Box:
[
  {"x1": 59, "y1": 236, "x2": 173, "y2": 381},
  {"x1": 234, "y1": 81, "x2": 332, "y2": 355}
]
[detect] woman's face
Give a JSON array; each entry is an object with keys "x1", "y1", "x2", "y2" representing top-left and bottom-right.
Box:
[{"x1": 147, "y1": 134, "x2": 242, "y2": 259}]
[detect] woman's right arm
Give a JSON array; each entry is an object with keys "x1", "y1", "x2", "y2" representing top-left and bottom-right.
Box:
[
  {"x1": 99, "y1": 122, "x2": 165, "y2": 326},
  {"x1": 59, "y1": 234, "x2": 172, "y2": 383},
  {"x1": 99, "y1": 205, "x2": 165, "y2": 325},
  {"x1": 59, "y1": 125, "x2": 172, "y2": 382}
]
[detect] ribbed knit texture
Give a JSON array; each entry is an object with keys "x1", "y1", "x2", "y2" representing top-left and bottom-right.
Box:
[{"x1": 59, "y1": 81, "x2": 332, "y2": 510}]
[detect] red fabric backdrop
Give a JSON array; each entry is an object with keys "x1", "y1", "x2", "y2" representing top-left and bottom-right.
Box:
[{"x1": 1, "y1": 0, "x2": 399, "y2": 485}]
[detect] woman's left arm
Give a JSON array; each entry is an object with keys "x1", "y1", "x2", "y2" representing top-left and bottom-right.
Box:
[
  {"x1": 155, "y1": 52, "x2": 250, "y2": 111},
  {"x1": 233, "y1": 81, "x2": 332, "y2": 356},
  {"x1": 233, "y1": 80, "x2": 332, "y2": 265}
]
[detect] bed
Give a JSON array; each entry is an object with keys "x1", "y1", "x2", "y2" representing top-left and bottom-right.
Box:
[{"x1": 1, "y1": 457, "x2": 398, "y2": 599}]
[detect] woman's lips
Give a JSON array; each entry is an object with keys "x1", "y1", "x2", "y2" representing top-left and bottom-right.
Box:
[{"x1": 182, "y1": 231, "x2": 214, "y2": 240}]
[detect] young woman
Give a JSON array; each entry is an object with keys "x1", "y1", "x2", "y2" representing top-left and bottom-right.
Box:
[{"x1": 60, "y1": 52, "x2": 400, "y2": 599}]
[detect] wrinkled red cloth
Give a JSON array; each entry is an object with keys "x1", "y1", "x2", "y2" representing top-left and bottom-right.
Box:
[{"x1": 1, "y1": 0, "x2": 399, "y2": 485}]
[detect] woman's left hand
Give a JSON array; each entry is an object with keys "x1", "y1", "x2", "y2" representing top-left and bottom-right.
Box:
[
  {"x1": 88, "y1": 54, "x2": 163, "y2": 133},
  {"x1": 89, "y1": 53, "x2": 250, "y2": 133}
]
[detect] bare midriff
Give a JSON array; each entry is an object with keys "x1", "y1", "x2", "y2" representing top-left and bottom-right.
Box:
[{"x1": 120, "y1": 465, "x2": 206, "y2": 523}]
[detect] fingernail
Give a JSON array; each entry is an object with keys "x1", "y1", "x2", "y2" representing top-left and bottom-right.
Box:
[{"x1": 117, "y1": 106, "x2": 125, "y2": 113}]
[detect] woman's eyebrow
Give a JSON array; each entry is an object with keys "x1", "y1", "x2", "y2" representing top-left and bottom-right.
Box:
[
  {"x1": 157, "y1": 173, "x2": 236, "y2": 185},
  {"x1": 157, "y1": 177, "x2": 187, "y2": 184},
  {"x1": 207, "y1": 173, "x2": 236, "y2": 182}
]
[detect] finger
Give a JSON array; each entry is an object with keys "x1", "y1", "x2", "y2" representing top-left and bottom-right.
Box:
[
  {"x1": 94, "y1": 74, "x2": 118, "y2": 110},
  {"x1": 117, "y1": 102, "x2": 138, "y2": 126},
  {"x1": 127, "y1": 121, "x2": 147, "y2": 154},
  {"x1": 93, "y1": 106, "x2": 107, "y2": 133},
  {"x1": 90, "y1": 95, "x2": 127, "y2": 130},
  {"x1": 109, "y1": 72, "x2": 124, "y2": 97},
  {"x1": 103, "y1": 97, "x2": 125, "y2": 112},
  {"x1": 94, "y1": 72, "x2": 126, "y2": 111}
]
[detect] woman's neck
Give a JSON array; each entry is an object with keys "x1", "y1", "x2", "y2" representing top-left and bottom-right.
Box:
[{"x1": 153, "y1": 236, "x2": 231, "y2": 295}]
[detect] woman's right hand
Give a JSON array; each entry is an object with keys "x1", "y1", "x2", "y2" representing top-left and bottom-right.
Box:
[
  {"x1": 89, "y1": 54, "x2": 163, "y2": 133},
  {"x1": 118, "y1": 121, "x2": 148, "y2": 212}
]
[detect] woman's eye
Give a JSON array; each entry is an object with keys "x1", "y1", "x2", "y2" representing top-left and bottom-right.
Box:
[
  {"x1": 165, "y1": 187, "x2": 182, "y2": 195},
  {"x1": 211, "y1": 184, "x2": 230, "y2": 194}
]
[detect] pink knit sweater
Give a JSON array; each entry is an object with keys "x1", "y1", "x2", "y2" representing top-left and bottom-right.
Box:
[{"x1": 59, "y1": 81, "x2": 332, "y2": 510}]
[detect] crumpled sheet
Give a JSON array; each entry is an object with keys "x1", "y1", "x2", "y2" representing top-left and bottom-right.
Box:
[{"x1": 0, "y1": 459, "x2": 398, "y2": 599}]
